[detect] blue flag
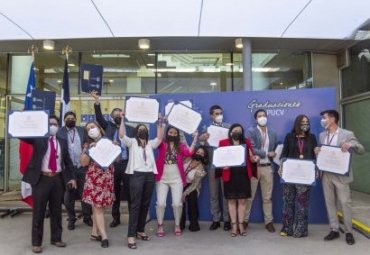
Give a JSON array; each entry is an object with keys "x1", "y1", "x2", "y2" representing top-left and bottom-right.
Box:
[
  {"x1": 24, "y1": 63, "x2": 36, "y2": 110},
  {"x1": 60, "y1": 58, "x2": 70, "y2": 125}
]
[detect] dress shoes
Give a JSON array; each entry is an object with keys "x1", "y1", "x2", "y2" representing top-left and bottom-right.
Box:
[
  {"x1": 324, "y1": 231, "x2": 340, "y2": 241},
  {"x1": 265, "y1": 222, "x2": 276, "y2": 233},
  {"x1": 83, "y1": 217, "x2": 93, "y2": 227},
  {"x1": 110, "y1": 219, "x2": 121, "y2": 228},
  {"x1": 50, "y1": 241, "x2": 66, "y2": 247},
  {"x1": 345, "y1": 233, "x2": 355, "y2": 245},
  {"x1": 223, "y1": 221, "x2": 231, "y2": 231},
  {"x1": 32, "y1": 246, "x2": 42, "y2": 253},
  {"x1": 209, "y1": 221, "x2": 220, "y2": 230}
]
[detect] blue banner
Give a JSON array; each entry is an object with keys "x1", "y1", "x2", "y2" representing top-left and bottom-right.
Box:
[
  {"x1": 31, "y1": 89, "x2": 56, "y2": 115},
  {"x1": 80, "y1": 64, "x2": 103, "y2": 95},
  {"x1": 148, "y1": 88, "x2": 336, "y2": 223}
]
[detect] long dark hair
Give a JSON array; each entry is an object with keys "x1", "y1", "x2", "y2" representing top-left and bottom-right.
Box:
[
  {"x1": 85, "y1": 121, "x2": 105, "y2": 145},
  {"x1": 133, "y1": 123, "x2": 149, "y2": 146},
  {"x1": 292, "y1": 114, "x2": 310, "y2": 136},
  {"x1": 228, "y1": 123, "x2": 246, "y2": 145},
  {"x1": 195, "y1": 145, "x2": 210, "y2": 166},
  {"x1": 165, "y1": 126, "x2": 181, "y2": 153}
]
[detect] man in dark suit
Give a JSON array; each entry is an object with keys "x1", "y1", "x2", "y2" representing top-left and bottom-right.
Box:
[
  {"x1": 91, "y1": 91, "x2": 134, "y2": 227},
  {"x1": 22, "y1": 115, "x2": 75, "y2": 254},
  {"x1": 57, "y1": 111, "x2": 92, "y2": 230}
]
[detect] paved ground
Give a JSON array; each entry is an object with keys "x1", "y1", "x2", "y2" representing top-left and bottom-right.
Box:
[{"x1": 0, "y1": 213, "x2": 368, "y2": 255}]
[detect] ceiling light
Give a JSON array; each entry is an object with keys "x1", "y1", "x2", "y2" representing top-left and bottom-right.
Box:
[
  {"x1": 235, "y1": 38, "x2": 243, "y2": 49},
  {"x1": 147, "y1": 53, "x2": 155, "y2": 56},
  {"x1": 138, "y1": 39, "x2": 150, "y2": 50},
  {"x1": 92, "y1": 54, "x2": 130, "y2": 58},
  {"x1": 147, "y1": 63, "x2": 154, "y2": 67},
  {"x1": 57, "y1": 80, "x2": 62, "y2": 83},
  {"x1": 68, "y1": 63, "x2": 75, "y2": 67},
  {"x1": 43, "y1": 40, "x2": 55, "y2": 50},
  {"x1": 109, "y1": 79, "x2": 114, "y2": 83},
  {"x1": 210, "y1": 82, "x2": 217, "y2": 86},
  {"x1": 226, "y1": 63, "x2": 233, "y2": 66}
]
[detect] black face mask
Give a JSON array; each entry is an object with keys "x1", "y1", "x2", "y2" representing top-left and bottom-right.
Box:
[
  {"x1": 167, "y1": 135, "x2": 179, "y2": 142},
  {"x1": 113, "y1": 117, "x2": 122, "y2": 125},
  {"x1": 137, "y1": 129, "x2": 148, "y2": 140},
  {"x1": 192, "y1": 154, "x2": 204, "y2": 163},
  {"x1": 231, "y1": 132, "x2": 242, "y2": 141},
  {"x1": 65, "y1": 120, "x2": 76, "y2": 128}
]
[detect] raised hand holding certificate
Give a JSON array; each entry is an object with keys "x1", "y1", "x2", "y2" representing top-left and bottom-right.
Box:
[
  {"x1": 207, "y1": 125, "x2": 229, "y2": 147},
  {"x1": 212, "y1": 145, "x2": 245, "y2": 168},
  {"x1": 167, "y1": 103, "x2": 202, "y2": 134},
  {"x1": 316, "y1": 145, "x2": 351, "y2": 175},
  {"x1": 7, "y1": 110, "x2": 49, "y2": 138},
  {"x1": 88, "y1": 138, "x2": 121, "y2": 168},
  {"x1": 125, "y1": 97, "x2": 159, "y2": 124},
  {"x1": 281, "y1": 159, "x2": 316, "y2": 185}
]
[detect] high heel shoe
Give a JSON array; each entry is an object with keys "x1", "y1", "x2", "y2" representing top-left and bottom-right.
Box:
[
  {"x1": 127, "y1": 242, "x2": 137, "y2": 249},
  {"x1": 174, "y1": 226, "x2": 182, "y2": 236},
  {"x1": 238, "y1": 223, "x2": 247, "y2": 236},
  {"x1": 136, "y1": 233, "x2": 151, "y2": 241},
  {"x1": 90, "y1": 234, "x2": 102, "y2": 242},
  {"x1": 230, "y1": 222, "x2": 238, "y2": 237},
  {"x1": 157, "y1": 224, "x2": 165, "y2": 237},
  {"x1": 101, "y1": 239, "x2": 109, "y2": 248}
]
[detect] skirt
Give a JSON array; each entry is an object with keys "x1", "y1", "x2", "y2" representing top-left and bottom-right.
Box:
[
  {"x1": 82, "y1": 161, "x2": 115, "y2": 207},
  {"x1": 223, "y1": 166, "x2": 251, "y2": 199}
]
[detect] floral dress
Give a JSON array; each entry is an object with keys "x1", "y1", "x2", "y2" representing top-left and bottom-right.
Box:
[{"x1": 82, "y1": 161, "x2": 115, "y2": 208}]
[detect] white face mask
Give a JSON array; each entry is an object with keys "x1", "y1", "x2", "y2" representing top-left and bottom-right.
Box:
[
  {"x1": 215, "y1": 115, "x2": 223, "y2": 123},
  {"x1": 257, "y1": 116, "x2": 267, "y2": 127},
  {"x1": 88, "y1": 127, "x2": 100, "y2": 140},
  {"x1": 49, "y1": 125, "x2": 59, "y2": 136},
  {"x1": 320, "y1": 119, "x2": 328, "y2": 129}
]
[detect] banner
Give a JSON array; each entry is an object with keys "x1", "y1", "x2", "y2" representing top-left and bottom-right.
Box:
[
  {"x1": 31, "y1": 89, "x2": 56, "y2": 114},
  {"x1": 80, "y1": 64, "x2": 103, "y2": 94}
]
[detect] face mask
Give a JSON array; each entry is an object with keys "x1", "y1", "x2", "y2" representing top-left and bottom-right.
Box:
[
  {"x1": 88, "y1": 127, "x2": 100, "y2": 140},
  {"x1": 321, "y1": 119, "x2": 328, "y2": 129},
  {"x1": 113, "y1": 117, "x2": 122, "y2": 125},
  {"x1": 192, "y1": 154, "x2": 204, "y2": 163},
  {"x1": 231, "y1": 132, "x2": 242, "y2": 141},
  {"x1": 257, "y1": 116, "x2": 267, "y2": 127},
  {"x1": 300, "y1": 124, "x2": 310, "y2": 132},
  {"x1": 215, "y1": 115, "x2": 223, "y2": 123},
  {"x1": 167, "y1": 135, "x2": 178, "y2": 142},
  {"x1": 65, "y1": 120, "x2": 76, "y2": 128},
  {"x1": 49, "y1": 125, "x2": 59, "y2": 136},
  {"x1": 137, "y1": 129, "x2": 148, "y2": 140}
]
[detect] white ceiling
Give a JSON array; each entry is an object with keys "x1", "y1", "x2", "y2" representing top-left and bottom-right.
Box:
[{"x1": 0, "y1": 0, "x2": 369, "y2": 40}]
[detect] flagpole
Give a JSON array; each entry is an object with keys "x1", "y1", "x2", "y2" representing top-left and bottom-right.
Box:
[
  {"x1": 62, "y1": 45, "x2": 72, "y2": 60},
  {"x1": 27, "y1": 45, "x2": 38, "y2": 62},
  {"x1": 60, "y1": 46, "x2": 72, "y2": 125}
]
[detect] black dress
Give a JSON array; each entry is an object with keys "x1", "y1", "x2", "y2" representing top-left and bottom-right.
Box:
[{"x1": 223, "y1": 166, "x2": 251, "y2": 199}]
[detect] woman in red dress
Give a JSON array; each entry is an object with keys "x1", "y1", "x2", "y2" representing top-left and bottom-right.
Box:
[{"x1": 81, "y1": 121, "x2": 114, "y2": 248}]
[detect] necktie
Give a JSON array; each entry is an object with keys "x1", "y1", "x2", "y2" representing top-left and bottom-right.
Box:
[{"x1": 48, "y1": 137, "x2": 57, "y2": 172}]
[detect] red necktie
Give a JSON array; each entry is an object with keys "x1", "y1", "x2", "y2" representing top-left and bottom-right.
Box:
[{"x1": 48, "y1": 137, "x2": 57, "y2": 172}]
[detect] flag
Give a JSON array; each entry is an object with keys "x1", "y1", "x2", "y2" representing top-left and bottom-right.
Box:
[
  {"x1": 60, "y1": 58, "x2": 70, "y2": 125},
  {"x1": 19, "y1": 62, "x2": 36, "y2": 207}
]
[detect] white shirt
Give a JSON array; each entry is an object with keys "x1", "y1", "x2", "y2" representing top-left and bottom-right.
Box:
[
  {"x1": 257, "y1": 126, "x2": 270, "y2": 164},
  {"x1": 41, "y1": 136, "x2": 62, "y2": 173},
  {"x1": 325, "y1": 128, "x2": 339, "y2": 146}
]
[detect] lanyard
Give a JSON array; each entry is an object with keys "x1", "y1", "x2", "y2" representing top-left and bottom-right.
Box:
[
  {"x1": 68, "y1": 129, "x2": 76, "y2": 144},
  {"x1": 326, "y1": 132, "x2": 337, "y2": 145},
  {"x1": 185, "y1": 162, "x2": 195, "y2": 176},
  {"x1": 297, "y1": 136, "x2": 305, "y2": 159}
]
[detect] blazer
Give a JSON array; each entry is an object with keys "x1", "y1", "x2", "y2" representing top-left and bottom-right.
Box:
[
  {"x1": 319, "y1": 128, "x2": 365, "y2": 183},
  {"x1": 246, "y1": 126, "x2": 278, "y2": 161},
  {"x1": 281, "y1": 133, "x2": 317, "y2": 160},
  {"x1": 21, "y1": 137, "x2": 74, "y2": 186},
  {"x1": 218, "y1": 138, "x2": 256, "y2": 183},
  {"x1": 57, "y1": 126, "x2": 87, "y2": 145},
  {"x1": 155, "y1": 141, "x2": 193, "y2": 186}
]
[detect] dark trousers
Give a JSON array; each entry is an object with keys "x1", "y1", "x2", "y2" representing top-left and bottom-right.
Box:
[
  {"x1": 112, "y1": 160, "x2": 130, "y2": 221},
  {"x1": 180, "y1": 186, "x2": 200, "y2": 231},
  {"x1": 127, "y1": 171, "x2": 155, "y2": 237},
  {"x1": 32, "y1": 174, "x2": 64, "y2": 246},
  {"x1": 64, "y1": 167, "x2": 92, "y2": 222}
]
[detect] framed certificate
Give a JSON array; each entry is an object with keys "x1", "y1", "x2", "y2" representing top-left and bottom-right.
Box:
[
  {"x1": 165, "y1": 100, "x2": 192, "y2": 116},
  {"x1": 281, "y1": 158, "x2": 316, "y2": 185},
  {"x1": 167, "y1": 103, "x2": 202, "y2": 134},
  {"x1": 7, "y1": 110, "x2": 49, "y2": 138},
  {"x1": 207, "y1": 125, "x2": 229, "y2": 147},
  {"x1": 316, "y1": 145, "x2": 351, "y2": 176},
  {"x1": 212, "y1": 145, "x2": 245, "y2": 168},
  {"x1": 88, "y1": 138, "x2": 122, "y2": 168},
  {"x1": 125, "y1": 97, "x2": 159, "y2": 124}
]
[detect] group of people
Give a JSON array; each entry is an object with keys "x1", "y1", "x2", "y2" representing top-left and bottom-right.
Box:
[{"x1": 21, "y1": 92, "x2": 364, "y2": 253}]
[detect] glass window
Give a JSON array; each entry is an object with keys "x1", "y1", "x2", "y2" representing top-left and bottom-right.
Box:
[
  {"x1": 341, "y1": 40, "x2": 370, "y2": 98},
  {"x1": 233, "y1": 51, "x2": 312, "y2": 91},
  {"x1": 157, "y1": 53, "x2": 232, "y2": 93},
  {"x1": 81, "y1": 52, "x2": 156, "y2": 95},
  {"x1": 343, "y1": 99, "x2": 370, "y2": 193}
]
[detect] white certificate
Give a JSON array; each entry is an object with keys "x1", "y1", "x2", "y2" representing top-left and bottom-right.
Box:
[
  {"x1": 207, "y1": 125, "x2": 229, "y2": 147},
  {"x1": 125, "y1": 97, "x2": 159, "y2": 124},
  {"x1": 167, "y1": 103, "x2": 202, "y2": 134},
  {"x1": 7, "y1": 110, "x2": 49, "y2": 138},
  {"x1": 281, "y1": 159, "x2": 316, "y2": 185},
  {"x1": 273, "y1": 144, "x2": 284, "y2": 165},
  {"x1": 316, "y1": 145, "x2": 351, "y2": 175},
  {"x1": 88, "y1": 138, "x2": 122, "y2": 168},
  {"x1": 165, "y1": 100, "x2": 192, "y2": 116},
  {"x1": 212, "y1": 145, "x2": 245, "y2": 168}
]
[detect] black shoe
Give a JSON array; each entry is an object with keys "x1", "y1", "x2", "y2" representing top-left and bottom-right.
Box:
[
  {"x1": 209, "y1": 221, "x2": 220, "y2": 231},
  {"x1": 83, "y1": 218, "x2": 93, "y2": 227},
  {"x1": 101, "y1": 239, "x2": 109, "y2": 248},
  {"x1": 345, "y1": 233, "x2": 355, "y2": 245},
  {"x1": 265, "y1": 222, "x2": 276, "y2": 233},
  {"x1": 189, "y1": 224, "x2": 200, "y2": 232},
  {"x1": 324, "y1": 231, "x2": 340, "y2": 241},
  {"x1": 110, "y1": 219, "x2": 120, "y2": 228},
  {"x1": 223, "y1": 221, "x2": 231, "y2": 231},
  {"x1": 67, "y1": 221, "x2": 75, "y2": 230}
]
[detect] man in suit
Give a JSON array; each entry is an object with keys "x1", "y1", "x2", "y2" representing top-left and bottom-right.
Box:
[
  {"x1": 57, "y1": 111, "x2": 92, "y2": 230},
  {"x1": 245, "y1": 109, "x2": 278, "y2": 232},
  {"x1": 91, "y1": 91, "x2": 134, "y2": 227},
  {"x1": 317, "y1": 109, "x2": 364, "y2": 245},
  {"x1": 22, "y1": 115, "x2": 75, "y2": 254},
  {"x1": 199, "y1": 105, "x2": 231, "y2": 231}
]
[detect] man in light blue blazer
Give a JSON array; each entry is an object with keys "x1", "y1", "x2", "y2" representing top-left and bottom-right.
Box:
[
  {"x1": 317, "y1": 110, "x2": 364, "y2": 245},
  {"x1": 245, "y1": 109, "x2": 278, "y2": 233}
]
